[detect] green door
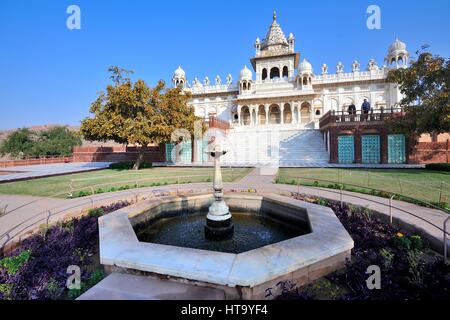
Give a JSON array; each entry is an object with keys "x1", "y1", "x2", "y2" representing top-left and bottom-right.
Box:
[
  {"x1": 338, "y1": 136, "x2": 355, "y2": 164},
  {"x1": 388, "y1": 134, "x2": 406, "y2": 164},
  {"x1": 179, "y1": 140, "x2": 192, "y2": 164},
  {"x1": 195, "y1": 139, "x2": 210, "y2": 164},
  {"x1": 165, "y1": 143, "x2": 175, "y2": 162},
  {"x1": 362, "y1": 135, "x2": 380, "y2": 164}
]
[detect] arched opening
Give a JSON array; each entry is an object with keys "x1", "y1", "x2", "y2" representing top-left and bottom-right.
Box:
[
  {"x1": 262, "y1": 68, "x2": 268, "y2": 81},
  {"x1": 300, "y1": 102, "x2": 311, "y2": 123},
  {"x1": 302, "y1": 77, "x2": 308, "y2": 85},
  {"x1": 241, "y1": 106, "x2": 251, "y2": 125},
  {"x1": 283, "y1": 103, "x2": 292, "y2": 123},
  {"x1": 258, "y1": 105, "x2": 266, "y2": 125},
  {"x1": 243, "y1": 82, "x2": 247, "y2": 90},
  {"x1": 315, "y1": 109, "x2": 321, "y2": 116},
  {"x1": 269, "y1": 104, "x2": 281, "y2": 124},
  {"x1": 282, "y1": 66, "x2": 288, "y2": 78},
  {"x1": 270, "y1": 67, "x2": 280, "y2": 79}
]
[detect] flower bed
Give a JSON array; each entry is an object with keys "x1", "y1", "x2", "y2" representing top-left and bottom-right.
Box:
[
  {"x1": 0, "y1": 201, "x2": 130, "y2": 300},
  {"x1": 272, "y1": 193, "x2": 450, "y2": 300}
]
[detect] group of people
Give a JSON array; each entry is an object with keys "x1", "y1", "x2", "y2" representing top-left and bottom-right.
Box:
[{"x1": 347, "y1": 99, "x2": 371, "y2": 119}]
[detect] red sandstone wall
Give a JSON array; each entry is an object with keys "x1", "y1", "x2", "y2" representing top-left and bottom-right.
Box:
[
  {"x1": 409, "y1": 141, "x2": 449, "y2": 164},
  {"x1": 0, "y1": 157, "x2": 73, "y2": 168},
  {"x1": 72, "y1": 146, "x2": 165, "y2": 163}
]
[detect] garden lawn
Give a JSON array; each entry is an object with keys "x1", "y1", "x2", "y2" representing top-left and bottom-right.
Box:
[
  {"x1": 277, "y1": 168, "x2": 450, "y2": 204},
  {"x1": 0, "y1": 167, "x2": 252, "y2": 198}
]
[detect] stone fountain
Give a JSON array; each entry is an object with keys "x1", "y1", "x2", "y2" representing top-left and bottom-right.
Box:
[{"x1": 204, "y1": 144, "x2": 234, "y2": 240}]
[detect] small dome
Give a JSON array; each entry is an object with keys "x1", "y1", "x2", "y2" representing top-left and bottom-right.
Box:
[
  {"x1": 255, "y1": 37, "x2": 260, "y2": 45},
  {"x1": 288, "y1": 33, "x2": 295, "y2": 41},
  {"x1": 389, "y1": 38, "x2": 407, "y2": 53},
  {"x1": 240, "y1": 65, "x2": 253, "y2": 80},
  {"x1": 299, "y1": 58, "x2": 313, "y2": 74},
  {"x1": 173, "y1": 66, "x2": 185, "y2": 78}
]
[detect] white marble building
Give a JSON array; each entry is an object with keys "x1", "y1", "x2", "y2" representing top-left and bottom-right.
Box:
[{"x1": 170, "y1": 11, "x2": 410, "y2": 166}]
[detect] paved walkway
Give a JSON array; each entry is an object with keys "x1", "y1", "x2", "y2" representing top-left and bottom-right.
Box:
[
  {"x1": 0, "y1": 171, "x2": 448, "y2": 253},
  {"x1": 0, "y1": 162, "x2": 112, "y2": 182}
]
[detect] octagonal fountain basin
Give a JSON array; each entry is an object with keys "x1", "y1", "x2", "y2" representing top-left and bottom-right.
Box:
[{"x1": 99, "y1": 193, "x2": 354, "y2": 300}]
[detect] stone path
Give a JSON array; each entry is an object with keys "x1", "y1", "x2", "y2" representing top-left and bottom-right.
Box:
[
  {"x1": 0, "y1": 162, "x2": 112, "y2": 182},
  {"x1": 77, "y1": 273, "x2": 225, "y2": 300}
]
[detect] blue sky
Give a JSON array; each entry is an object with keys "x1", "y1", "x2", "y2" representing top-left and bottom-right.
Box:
[{"x1": 0, "y1": 0, "x2": 449, "y2": 130}]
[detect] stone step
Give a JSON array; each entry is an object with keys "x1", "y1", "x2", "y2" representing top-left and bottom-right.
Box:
[{"x1": 77, "y1": 273, "x2": 226, "y2": 300}]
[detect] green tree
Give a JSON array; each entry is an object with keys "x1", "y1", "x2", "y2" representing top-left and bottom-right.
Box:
[
  {"x1": 32, "y1": 127, "x2": 82, "y2": 157},
  {"x1": 0, "y1": 128, "x2": 36, "y2": 158},
  {"x1": 386, "y1": 50, "x2": 450, "y2": 135},
  {"x1": 0, "y1": 127, "x2": 81, "y2": 159},
  {"x1": 81, "y1": 66, "x2": 201, "y2": 170}
]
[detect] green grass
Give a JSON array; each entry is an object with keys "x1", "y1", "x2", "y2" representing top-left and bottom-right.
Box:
[
  {"x1": 277, "y1": 168, "x2": 450, "y2": 205},
  {"x1": 0, "y1": 167, "x2": 252, "y2": 198}
]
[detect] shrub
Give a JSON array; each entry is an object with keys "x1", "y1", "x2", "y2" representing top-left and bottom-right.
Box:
[
  {"x1": 314, "y1": 198, "x2": 329, "y2": 206},
  {"x1": 392, "y1": 232, "x2": 412, "y2": 250},
  {"x1": 77, "y1": 190, "x2": 92, "y2": 198},
  {"x1": 409, "y1": 235, "x2": 423, "y2": 251},
  {"x1": 88, "y1": 207, "x2": 105, "y2": 218},
  {"x1": 0, "y1": 250, "x2": 32, "y2": 275},
  {"x1": 313, "y1": 181, "x2": 319, "y2": 187},
  {"x1": 425, "y1": 163, "x2": 450, "y2": 172},
  {"x1": 109, "y1": 162, "x2": 152, "y2": 170},
  {"x1": 407, "y1": 250, "x2": 424, "y2": 286},
  {"x1": 0, "y1": 284, "x2": 13, "y2": 300},
  {"x1": 379, "y1": 248, "x2": 395, "y2": 271},
  {"x1": 88, "y1": 269, "x2": 105, "y2": 287}
]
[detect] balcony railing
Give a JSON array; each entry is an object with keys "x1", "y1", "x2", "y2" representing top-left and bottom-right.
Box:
[
  {"x1": 207, "y1": 116, "x2": 230, "y2": 130},
  {"x1": 319, "y1": 107, "x2": 404, "y2": 129}
]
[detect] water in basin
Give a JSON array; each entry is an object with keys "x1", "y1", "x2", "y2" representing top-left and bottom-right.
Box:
[{"x1": 134, "y1": 212, "x2": 309, "y2": 254}]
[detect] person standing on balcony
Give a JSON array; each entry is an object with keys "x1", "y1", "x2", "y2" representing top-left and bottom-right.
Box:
[
  {"x1": 361, "y1": 99, "x2": 370, "y2": 120},
  {"x1": 347, "y1": 103, "x2": 356, "y2": 115}
]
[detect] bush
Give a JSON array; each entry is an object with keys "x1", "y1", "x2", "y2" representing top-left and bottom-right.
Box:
[
  {"x1": 77, "y1": 190, "x2": 92, "y2": 198},
  {"x1": 409, "y1": 235, "x2": 423, "y2": 251},
  {"x1": 88, "y1": 207, "x2": 105, "y2": 218},
  {"x1": 425, "y1": 163, "x2": 450, "y2": 172},
  {"x1": 0, "y1": 250, "x2": 31, "y2": 275},
  {"x1": 109, "y1": 162, "x2": 152, "y2": 170},
  {"x1": 0, "y1": 201, "x2": 131, "y2": 300}
]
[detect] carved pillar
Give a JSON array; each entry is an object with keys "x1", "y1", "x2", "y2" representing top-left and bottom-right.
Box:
[
  {"x1": 192, "y1": 138, "x2": 197, "y2": 164},
  {"x1": 251, "y1": 106, "x2": 256, "y2": 126},
  {"x1": 380, "y1": 128, "x2": 388, "y2": 164},
  {"x1": 354, "y1": 128, "x2": 362, "y2": 164},
  {"x1": 265, "y1": 105, "x2": 269, "y2": 125},
  {"x1": 281, "y1": 104, "x2": 285, "y2": 124},
  {"x1": 237, "y1": 105, "x2": 241, "y2": 126}
]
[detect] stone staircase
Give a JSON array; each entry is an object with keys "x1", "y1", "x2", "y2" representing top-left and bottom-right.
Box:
[
  {"x1": 221, "y1": 128, "x2": 329, "y2": 167},
  {"x1": 279, "y1": 130, "x2": 329, "y2": 166}
]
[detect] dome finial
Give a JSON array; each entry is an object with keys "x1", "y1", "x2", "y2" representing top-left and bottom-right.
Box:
[{"x1": 273, "y1": 10, "x2": 277, "y2": 21}]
